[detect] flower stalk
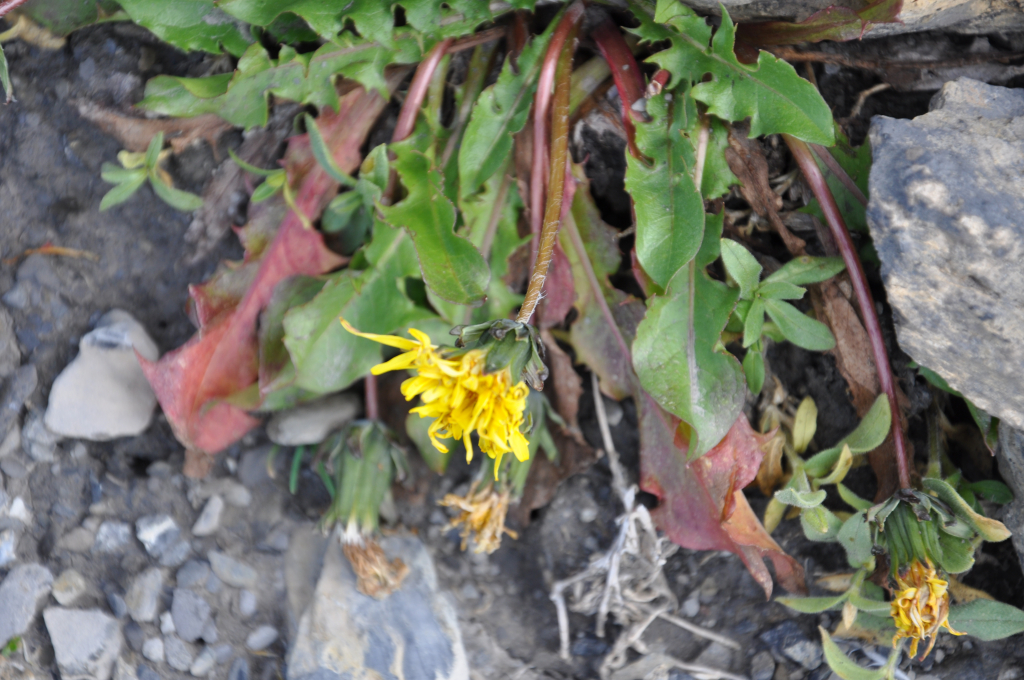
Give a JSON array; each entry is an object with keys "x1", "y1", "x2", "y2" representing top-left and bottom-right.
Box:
[
  {"x1": 519, "y1": 3, "x2": 582, "y2": 324},
  {"x1": 784, "y1": 134, "x2": 913, "y2": 490}
]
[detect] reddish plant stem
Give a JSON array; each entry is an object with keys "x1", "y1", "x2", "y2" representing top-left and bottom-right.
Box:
[
  {"x1": 448, "y1": 27, "x2": 504, "y2": 54},
  {"x1": 530, "y1": 1, "x2": 585, "y2": 265},
  {"x1": 0, "y1": 0, "x2": 29, "y2": 19},
  {"x1": 809, "y1": 143, "x2": 868, "y2": 207},
  {"x1": 393, "y1": 38, "x2": 453, "y2": 144},
  {"x1": 519, "y1": 11, "x2": 580, "y2": 324},
  {"x1": 591, "y1": 19, "x2": 646, "y2": 159},
  {"x1": 784, "y1": 134, "x2": 912, "y2": 490},
  {"x1": 365, "y1": 373, "x2": 379, "y2": 421}
]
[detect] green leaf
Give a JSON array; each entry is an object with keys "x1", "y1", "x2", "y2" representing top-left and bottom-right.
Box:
[
  {"x1": 837, "y1": 483, "x2": 873, "y2": 511},
  {"x1": 801, "y1": 505, "x2": 843, "y2": 541},
  {"x1": 743, "y1": 349, "x2": 765, "y2": 394},
  {"x1": 763, "y1": 255, "x2": 846, "y2": 286},
  {"x1": 805, "y1": 394, "x2": 890, "y2": 476},
  {"x1": 626, "y1": 90, "x2": 705, "y2": 289},
  {"x1": 251, "y1": 180, "x2": 282, "y2": 203},
  {"x1": 949, "y1": 600, "x2": 1024, "y2": 641},
  {"x1": 847, "y1": 591, "x2": 891, "y2": 615},
  {"x1": 742, "y1": 299, "x2": 765, "y2": 348},
  {"x1": 633, "y1": 261, "x2": 746, "y2": 458},
  {"x1": 304, "y1": 113, "x2": 356, "y2": 187},
  {"x1": 18, "y1": 0, "x2": 123, "y2": 36},
  {"x1": 99, "y1": 175, "x2": 146, "y2": 211},
  {"x1": 116, "y1": 0, "x2": 252, "y2": 56},
  {"x1": 228, "y1": 148, "x2": 280, "y2": 177},
  {"x1": 219, "y1": 0, "x2": 344, "y2": 39},
  {"x1": 148, "y1": 171, "x2": 204, "y2": 212},
  {"x1": 720, "y1": 239, "x2": 762, "y2": 299},
  {"x1": 643, "y1": 1, "x2": 834, "y2": 145},
  {"x1": 282, "y1": 224, "x2": 435, "y2": 393},
  {"x1": 757, "y1": 281, "x2": 805, "y2": 300},
  {"x1": 936, "y1": 530, "x2": 975, "y2": 573},
  {"x1": 144, "y1": 132, "x2": 164, "y2": 170},
  {"x1": 764, "y1": 299, "x2": 835, "y2": 351},
  {"x1": 0, "y1": 43, "x2": 10, "y2": 104},
  {"x1": 818, "y1": 628, "x2": 885, "y2": 680},
  {"x1": 383, "y1": 135, "x2": 489, "y2": 305},
  {"x1": 966, "y1": 480, "x2": 1013, "y2": 505},
  {"x1": 701, "y1": 118, "x2": 738, "y2": 200},
  {"x1": 458, "y1": 21, "x2": 554, "y2": 196},
  {"x1": 922, "y1": 477, "x2": 1012, "y2": 542},
  {"x1": 775, "y1": 487, "x2": 827, "y2": 509},
  {"x1": 836, "y1": 510, "x2": 873, "y2": 567},
  {"x1": 777, "y1": 594, "x2": 847, "y2": 613},
  {"x1": 101, "y1": 163, "x2": 146, "y2": 185}
]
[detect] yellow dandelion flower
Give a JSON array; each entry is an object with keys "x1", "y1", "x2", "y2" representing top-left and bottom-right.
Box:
[
  {"x1": 890, "y1": 559, "x2": 963, "y2": 659},
  {"x1": 341, "y1": 319, "x2": 531, "y2": 476},
  {"x1": 439, "y1": 484, "x2": 518, "y2": 554}
]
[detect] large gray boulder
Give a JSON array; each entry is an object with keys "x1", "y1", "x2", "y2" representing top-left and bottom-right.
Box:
[
  {"x1": 868, "y1": 78, "x2": 1024, "y2": 431},
  {"x1": 286, "y1": 532, "x2": 468, "y2": 680}
]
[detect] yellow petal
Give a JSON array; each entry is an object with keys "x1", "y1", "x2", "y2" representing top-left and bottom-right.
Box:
[
  {"x1": 340, "y1": 318, "x2": 418, "y2": 350},
  {"x1": 370, "y1": 351, "x2": 418, "y2": 375}
]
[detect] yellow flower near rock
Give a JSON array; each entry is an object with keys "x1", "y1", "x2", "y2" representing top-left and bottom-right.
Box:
[
  {"x1": 341, "y1": 320, "x2": 531, "y2": 475},
  {"x1": 890, "y1": 559, "x2": 962, "y2": 659}
]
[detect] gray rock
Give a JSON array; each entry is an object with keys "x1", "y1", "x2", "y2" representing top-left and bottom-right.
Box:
[
  {"x1": 238, "y1": 589, "x2": 257, "y2": 618},
  {"x1": 868, "y1": 78, "x2": 1024, "y2": 432},
  {"x1": 694, "y1": 642, "x2": 732, "y2": 669},
  {"x1": 160, "y1": 611, "x2": 176, "y2": 635},
  {"x1": 0, "y1": 307, "x2": 20, "y2": 381},
  {"x1": 124, "y1": 621, "x2": 145, "y2": 653},
  {"x1": 0, "y1": 455, "x2": 27, "y2": 479},
  {"x1": 759, "y1": 621, "x2": 822, "y2": 671},
  {"x1": 177, "y1": 560, "x2": 211, "y2": 588},
  {"x1": 0, "y1": 528, "x2": 17, "y2": 566},
  {"x1": 205, "y1": 572, "x2": 222, "y2": 594},
  {"x1": 94, "y1": 520, "x2": 132, "y2": 553},
  {"x1": 750, "y1": 650, "x2": 776, "y2": 680},
  {"x1": 126, "y1": 567, "x2": 163, "y2": 622},
  {"x1": 158, "y1": 537, "x2": 192, "y2": 567},
  {"x1": 190, "y1": 646, "x2": 216, "y2": 676},
  {"x1": 266, "y1": 393, "x2": 361, "y2": 446},
  {"x1": 192, "y1": 495, "x2": 224, "y2": 537},
  {"x1": 246, "y1": 625, "x2": 278, "y2": 651},
  {"x1": 0, "y1": 563, "x2": 53, "y2": 646},
  {"x1": 107, "y1": 591, "x2": 128, "y2": 619},
  {"x1": 136, "y1": 665, "x2": 160, "y2": 680},
  {"x1": 136, "y1": 514, "x2": 180, "y2": 558},
  {"x1": 682, "y1": 594, "x2": 700, "y2": 618},
  {"x1": 228, "y1": 658, "x2": 249, "y2": 680},
  {"x1": 165, "y1": 635, "x2": 195, "y2": 672},
  {"x1": 996, "y1": 424, "x2": 1024, "y2": 573},
  {"x1": 196, "y1": 478, "x2": 251, "y2": 508},
  {"x1": 213, "y1": 644, "x2": 233, "y2": 664},
  {"x1": 21, "y1": 410, "x2": 59, "y2": 462},
  {"x1": 115, "y1": 657, "x2": 137, "y2": 680},
  {"x1": 142, "y1": 638, "x2": 164, "y2": 663},
  {"x1": 52, "y1": 569, "x2": 88, "y2": 606},
  {"x1": 44, "y1": 309, "x2": 160, "y2": 440},
  {"x1": 171, "y1": 588, "x2": 212, "y2": 643},
  {"x1": 0, "y1": 365, "x2": 37, "y2": 441},
  {"x1": 58, "y1": 527, "x2": 96, "y2": 553},
  {"x1": 0, "y1": 425, "x2": 19, "y2": 459},
  {"x1": 44, "y1": 607, "x2": 123, "y2": 680},
  {"x1": 208, "y1": 551, "x2": 257, "y2": 588},
  {"x1": 200, "y1": 617, "x2": 218, "y2": 644},
  {"x1": 286, "y1": 533, "x2": 468, "y2": 680}
]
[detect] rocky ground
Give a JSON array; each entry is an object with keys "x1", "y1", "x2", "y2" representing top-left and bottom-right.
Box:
[{"x1": 3, "y1": 16, "x2": 1024, "y2": 680}]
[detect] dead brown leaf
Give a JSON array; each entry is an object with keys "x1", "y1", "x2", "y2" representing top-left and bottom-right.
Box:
[
  {"x1": 76, "y1": 101, "x2": 232, "y2": 155},
  {"x1": 541, "y1": 330, "x2": 584, "y2": 439},
  {"x1": 726, "y1": 125, "x2": 806, "y2": 255}
]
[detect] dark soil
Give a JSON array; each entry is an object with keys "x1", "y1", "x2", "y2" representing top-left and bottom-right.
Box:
[{"x1": 3, "y1": 14, "x2": 1024, "y2": 680}]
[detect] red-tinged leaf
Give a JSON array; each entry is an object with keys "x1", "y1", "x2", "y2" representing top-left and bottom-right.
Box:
[
  {"x1": 639, "y1": 395, "x2": 806, "y2": 597},
  {"x1": 140, "y1": 86, "x2": 388, "y2": 470},
  {"x1": 736, "y1": 0, "x2": 902, "y2": 46},
  {"x1": 537, "y1": 173, "x2": 577, "y2": 328}
]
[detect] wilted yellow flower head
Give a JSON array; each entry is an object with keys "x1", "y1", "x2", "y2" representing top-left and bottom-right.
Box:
[
  {"x1": 439, "y1": 484, "x2": 518, "y2": 554},
  {"x1": 341, "y1": 320, "x2": 530, "y2": 475},
  {"x1": 890, "y1": 559, "x2": 962, "y2": 659}
]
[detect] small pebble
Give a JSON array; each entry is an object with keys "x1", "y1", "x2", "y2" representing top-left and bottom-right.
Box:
[
  {"x1": 160, "y1": 610, "x2": 176, "y2": 634},
  {"x1": 137, "y1": 664, "x2": 161, "y2": 680},
  {"x1": 159, "y1": 538, "x2": 193, "y2": 567},
  {"x1": 192, "y1": 495, "x2": 224, "y2": 537},
  {"x1": 208, "y1": 551, "x2": 257, "y2": 588},
  {"x1": 228, "y1": 657, "x2": 249, "y2": 680},
  {"x1": 238, "y1": 590, "x2": 257, "y2": 618},
  {"x1": 8, "y1": 496, "x2": 30, "y2": 523},
  {"x1": 245, "y1": 625, "x2": 278, "y2": 651},
  {"x1": 205, "y1": 572, "x2": 222, "y2": 594},
  {"x1": 190, "y1": 646, "x2": 216, "y2": 676},
  {"x1": 107, "y1": 591, "x2": 128, "y2": 619},
  {"x1": 124, "y1": 621, "x2": 145, "y2": 653},
  {"x1": 213, "y1": 644, "x2": 233, "y2": 664},
  {"x1": 201, "y1": 617, "x2": 218, "y2": 644},
  {"x1": 94, "y1": 521, "x2": 132, "y2": 553},
  {"x1": 136, "y1": 514, "x2": 180, "y2": 558},
  {"x1": 177, "y1": 560, "x2": 211, "y2": 588},
  {"x1": 58, "y1": 527, "x2": 95, "y2": 552},
  {"x1": 165, "y1": 635, "x2": 194, "y2": 672},
  {"x1": 52, "y1": 569, "x2": 88, "y2": 606},
  {"x1": 0, "y1": 529, "x2": 17, "y2": 566},
  {"x1": 682, "y1": 594, "x2": 700, "y2": 618},
  {"x1": 579, "y1": 507, "x2": 598, "y2": 523},
  {"x1": 142, "y1": 638, "x2": 164, "y2": 663}
]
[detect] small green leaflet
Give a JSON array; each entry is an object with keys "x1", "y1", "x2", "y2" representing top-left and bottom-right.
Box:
[
  {"x1": 804, "y1": 393, "x2": 890, "y2": 477},
  {"x1": 383, "y1": 134, "x2": 490, "y2": 305},
  {"x1": 116, "y1": 0, "x2": 252, "y2": 56},
  {"x1": 625, "y1": 90, "x2": 705, "y2": 290},
  {"x1": 836, "y1": 510, "x2": 873, "y2": 567},
  {"x1": 0, "y1": 43, "x2": 10, "y2": 104},
  {"x1": 459, "y1": 19, "x2": 555, "y2": 197},
  {"x1": 632, "y1": 259, "x2": 746, "y2": 459},
  {"x1": 818, "y1": 628, "x2": 885, "y2": 680},
  {"x1": 776, "y1": 593, "x2": 846, "y2": 614},
  {"x1": 948, "y1": 599, "x2": 1024, "y2": 641},
  {"x1": 634, "y1": 1, "x2": 834, "y2": 146},
  {"x1": 218, "y1": 0, "x2": 346, "y2": 39}
]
